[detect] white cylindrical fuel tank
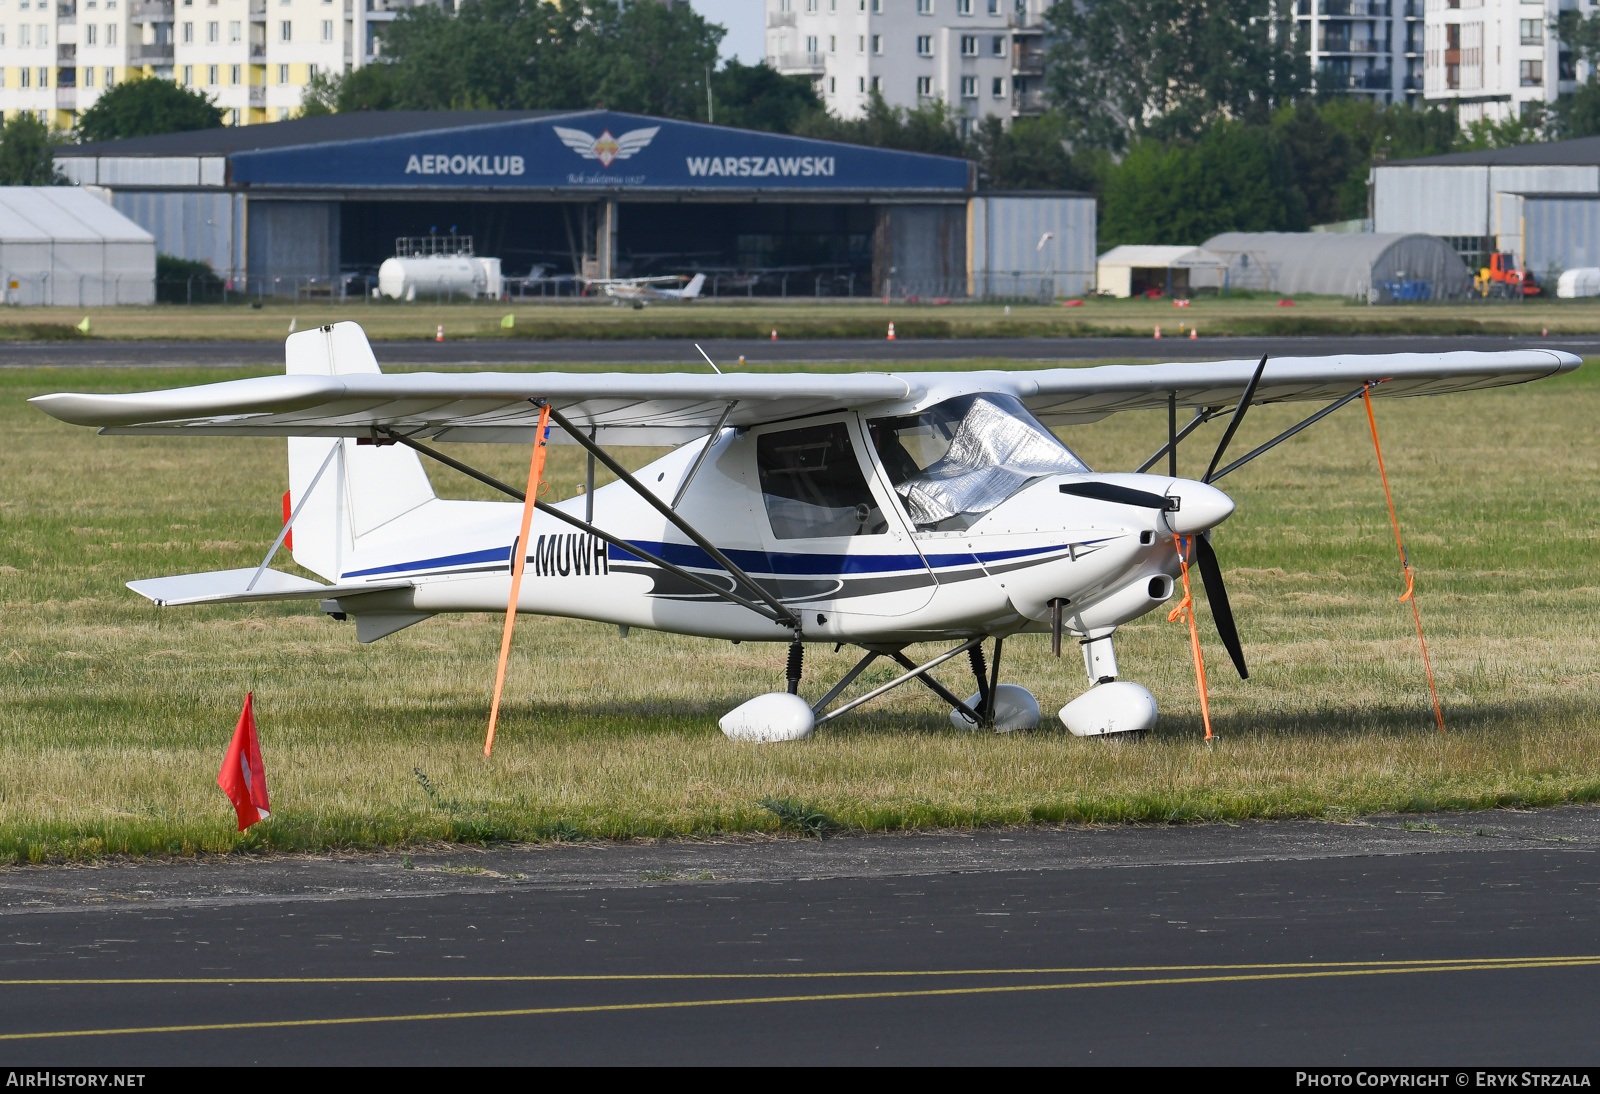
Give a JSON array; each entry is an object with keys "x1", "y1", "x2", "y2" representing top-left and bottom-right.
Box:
[{"x1": 378, "y1": 255, "x2": 503, "y2": 300}]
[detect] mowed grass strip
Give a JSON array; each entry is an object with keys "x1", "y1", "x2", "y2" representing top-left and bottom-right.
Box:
[
  {"x1": 8, "y1": 293, "x2": 1600, "y2": 342},
  {"x1": 0, "y1": 359, "x2": 1597, "y2": 862}
]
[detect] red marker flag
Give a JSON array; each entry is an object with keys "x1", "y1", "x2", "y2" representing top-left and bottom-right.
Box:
[{"x1": 217, "y1": 692, "x2": 271, "y2": 831}]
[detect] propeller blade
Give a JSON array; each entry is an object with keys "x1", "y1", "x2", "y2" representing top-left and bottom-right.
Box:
[
  {"x1": 1204, "y1": 354, "x2": 1269, "y2": 484},
  {"x1": 1059, "y1": 481, "x2": 1178, "y2": 510},
  {"x1": 1193, "y1": 533, "x2": 1248, "y2": 680}
]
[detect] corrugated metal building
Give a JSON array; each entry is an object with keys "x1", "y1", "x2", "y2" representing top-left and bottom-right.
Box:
[
  {"x1": 0, "y1": 187, "x2": 156, "y2": 307},
  {"x1": 1202, "y1": 232, "x2": 1472, "y2": 301},
  {"x1": 1372, "y1": 137, "x2": 1600, "y2": 272},
  {"x1": 1493, "y1": 193, "x2": 1600, "y2": 280},
  {"x1": 55, "y1": 111, "x2": 1095, "y2": 300},
  {"x1": 967, "y1": 193, "x2": 1097, "y2": 300}
]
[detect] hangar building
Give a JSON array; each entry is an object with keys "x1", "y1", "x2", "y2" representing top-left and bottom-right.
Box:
[
  {"x1": 1372, "y1": 136, "x2": 1600, "y2": 278},
  {"x1": 1202, "y1": 232, "x2": 1473, "y2": 302},
  {"x1": 0, "y1": 186, "x2": 155, "y2": 307},
  {"x1": 54, "y1": 110, "x2": 1096, "y2": 300}
]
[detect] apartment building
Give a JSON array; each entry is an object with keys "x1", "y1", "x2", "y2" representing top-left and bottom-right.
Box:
[
  {"x1": 765, "y1": 0, "x2": 1050, "y2": 133},
  {"x1": 1423, "y1": 0, "x2": 1582, "y2": 125},
  {"x1": 1298, "y1": 0, "x2": 1425, "y2": 105},
  {"x1": 0, "y1": 0, "x2": 438, "y2": 128}
]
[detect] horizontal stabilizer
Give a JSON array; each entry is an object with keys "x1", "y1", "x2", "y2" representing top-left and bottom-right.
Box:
[{"x1": 127, "y1": 567, "x2": 412, "y2": 607}]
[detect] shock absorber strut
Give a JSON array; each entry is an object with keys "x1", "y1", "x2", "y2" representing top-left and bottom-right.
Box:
[
  {"x1": 968, "y1": 643, "x2": 991, "y2": 721},
  {"x1": 785, "y1": 639, "x2": 804, "y2": 695}
]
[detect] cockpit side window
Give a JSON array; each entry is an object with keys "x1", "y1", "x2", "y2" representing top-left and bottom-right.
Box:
[
  {"x1": 757, "y1": 421, "x2": 888, "y2": 540},
  {"x1": 868, "y1": 394, "x2": 1089, "y2": 531}
]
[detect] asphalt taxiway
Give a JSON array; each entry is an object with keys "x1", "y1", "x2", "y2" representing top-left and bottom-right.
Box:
[
  {"x1": 2, "y1": 806, "x2": 1598, "y2": 1065},
  {"x1": 1, "y1": 333, "x2": 1594, "y2": 369}
]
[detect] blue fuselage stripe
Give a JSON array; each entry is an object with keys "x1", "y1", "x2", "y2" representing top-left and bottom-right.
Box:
[{"x1": 343, "y1": 537, "x2": 1109, "y2": 581}]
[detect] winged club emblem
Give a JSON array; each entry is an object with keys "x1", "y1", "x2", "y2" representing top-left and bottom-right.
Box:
[{"x1": 553, "y1": 126, "x2": 660, "y2": 168}]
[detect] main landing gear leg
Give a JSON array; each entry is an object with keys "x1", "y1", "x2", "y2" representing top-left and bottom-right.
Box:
[{"x1": 948, "y1": 635, "x2": 1039, "y2": 734}]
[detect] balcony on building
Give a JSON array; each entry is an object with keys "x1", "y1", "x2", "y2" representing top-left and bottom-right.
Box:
[
  {"x1": 248, "y1": 84, "x2": 266, "y2": 106},
  {"x1": 131, "y1": 0, "x2": 174, "y2": 23},
  {"x1": 56, "y1": 2, "x2": 75, "y2": 24},
  {"x1": 768, "y1": 9, "x2": 797, "y2": 28},
  {"x1": 1012, "y1": 82, "x2": 1046, "y2": 115},
  {"x1": 1011, "y1": 35, "x2": 1045, "y2": 76},
  {"x1": 131, "y1": 40, "x2": 176, "y2": 63},
  {"x1": 769, "y1": 51, "x2": 825, "y2": 74}
]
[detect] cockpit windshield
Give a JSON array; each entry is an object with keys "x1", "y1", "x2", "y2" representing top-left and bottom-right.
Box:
[{"x1": 868, "y1": 394, "x2": 1090, "y2": 531}]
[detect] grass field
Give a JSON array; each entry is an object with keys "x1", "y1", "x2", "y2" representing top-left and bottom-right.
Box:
[
  {"x1": 2, "y1": 354, "x2": 1598, "y2": 862},
  {"x1": 5, "y1": 292, "x2": 1600, "y2": 342}
]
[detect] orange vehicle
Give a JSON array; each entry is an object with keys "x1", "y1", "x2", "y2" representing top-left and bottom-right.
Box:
[{"x1": 1476, "y1": 252, "x2": 1541, "y2": 297}]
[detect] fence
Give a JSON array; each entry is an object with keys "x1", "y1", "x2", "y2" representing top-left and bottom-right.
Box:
[{"x1": 1, "y1": 273, "x2": 154, "y2": 306}]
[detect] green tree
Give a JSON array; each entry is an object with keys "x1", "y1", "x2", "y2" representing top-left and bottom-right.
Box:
[
  {"x1": 75, "y1": 77, "x2": 225, "y2": 142},
  {"x1": 709, "y1": 60, "x2": 822, "y2": 132},
  {"x1": 0, "y1": 112, "x2": 66, "y2": 185},
  {"x1": 1044, "y1": 0, "x2": 1308, "y2": 151},
  {"x1": 1273, "y1": 99, "x2": 1363, "y2": 225},
  {"x1": 297, "y1": 69, "x2": 340, "y2": 117},
  {"x1": 1099, "y1": 120, "x2": 1306, "y2": 247},
  {"x1": 970, "y1": 114, "x2": 1105, "y2": 191},
  {"x1": 367, "y1": 0, "x2": 723, "y2": 116},
  {"x1": 794, "y1": 92, "x2": 967, "y2": 156},
  {"x1": 1461, "y1": 103, "x2": 1548, "y2": 149},
  {"x1": 1551, "y1": 79, "x2": 1600, "y2": 139},
  {"x1": 293, "y1": 59, "x2": 401, "y2": 114}
]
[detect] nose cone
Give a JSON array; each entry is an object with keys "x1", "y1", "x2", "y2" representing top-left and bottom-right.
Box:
[{"x1": 1164, "y1": 479, "x2": 1235, "y2": 535}]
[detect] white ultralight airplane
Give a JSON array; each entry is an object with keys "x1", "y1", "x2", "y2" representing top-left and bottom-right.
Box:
[
  {"x1": 590, "y1": 272, "x2": 707, "y2": 307},
  {"x1": 30, "y1": 323, "x2": 1577, "y2": 745}
]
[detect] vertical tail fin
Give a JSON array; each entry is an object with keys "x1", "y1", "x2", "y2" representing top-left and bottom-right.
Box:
[
  {"x1": 681, "y1": 272, "x2": 706, "y2": 299},
  {"x1": 284, "y1": 323, "x2": 436, "y2": 582}
]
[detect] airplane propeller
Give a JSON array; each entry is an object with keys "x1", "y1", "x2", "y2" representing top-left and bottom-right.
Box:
[{"x1": 1189, "y1": 352, "x2": 1268, "y2": 680}]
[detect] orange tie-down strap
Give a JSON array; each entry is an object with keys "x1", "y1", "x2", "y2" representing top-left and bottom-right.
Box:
[
  {"x1": 1362, "y1": 386, "x2": 1445, "y2": 733},
  {"x1": 1169, "y1": 533, "x2": 1213, "y2": 741},
  {"x1": 485, "y1": 402, "x2": 553, "y2": 757}
]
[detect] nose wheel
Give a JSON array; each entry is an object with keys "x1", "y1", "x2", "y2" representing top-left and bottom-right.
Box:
[{"x1": 1058, "y1": 631, "x2": 1158, "y2": 738}]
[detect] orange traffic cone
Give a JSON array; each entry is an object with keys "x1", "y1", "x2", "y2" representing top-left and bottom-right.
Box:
[
  {"x1": 1189, "y1": 328, "x2": 1197, "y2": 339},
  {"x1": 435, "y1": 325, "x2": 444, "y2": 342},
  {"x1": 887, "y1": 322, "x2": 896, "y2": 341},
  {"x1": 1154, "y1": 326, "x2": 1162, "y2": 339},
  {"x1": 771, "y1": 328, "x2": 778, "y2": 341}
]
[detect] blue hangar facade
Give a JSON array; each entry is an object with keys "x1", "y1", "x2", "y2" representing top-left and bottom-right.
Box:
[{"x1": 55, "y1": 110, "x2": 1095, "y2": 299}]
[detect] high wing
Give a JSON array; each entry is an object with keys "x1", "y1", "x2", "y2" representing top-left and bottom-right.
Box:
[
  {"x1": 552, "y1": 127, "x2": 599, "y2": 158},
  {"x1": 1013, "y1": 350, "x2": 1578, "y2": 426},
  {"x1": 28, "y1": 324, "x2": 1578, "y2": 445}
]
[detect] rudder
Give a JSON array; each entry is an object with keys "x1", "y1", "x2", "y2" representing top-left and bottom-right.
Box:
[{"x1": 284, "y1": 323, "x2": 435, "y2": 582}]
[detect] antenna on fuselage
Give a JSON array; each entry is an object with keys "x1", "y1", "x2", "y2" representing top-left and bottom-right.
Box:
[{"x1": 694, "y1": 343, "x2": 723, "y2": 375}]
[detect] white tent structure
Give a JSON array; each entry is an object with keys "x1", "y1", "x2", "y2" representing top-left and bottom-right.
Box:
[
  {"x1": 1201, "y1": 232, "x2": 1473, "y2": 302},
  {"x1": 0, "y1": 187, "x2": 156, "y2": 307},
  {"x1": 1094, "y1": 245, "x2": 1227, "y2": 298}
]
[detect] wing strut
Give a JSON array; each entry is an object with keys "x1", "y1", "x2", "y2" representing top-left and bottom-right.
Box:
[
  {"x1": 1206, "y1": 383, "x2": 1376, "y2": 483},
  {"x1": 1135, "y1": 406, "x2": 1220, "y2": 474},
  {"x1": 545, "y1": 406, "x2": 802, "y2": 633},
  {"x1": 377, "y1": 428, "x2": 791, "y2": 626},
  {"x1": 671, "y1": 401, "x2": 736, "y2": 509}
]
